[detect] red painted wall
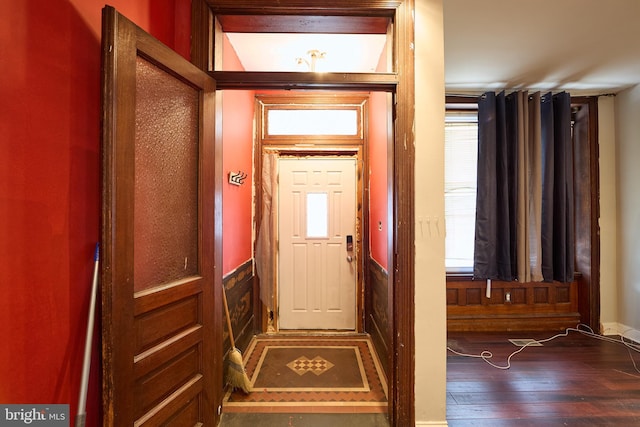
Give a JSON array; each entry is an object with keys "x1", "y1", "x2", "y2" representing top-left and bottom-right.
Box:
[
  {"x1": 368, "y1": 91, "x2": 390, "y2": 270},
  {"x1": 221, "y1": 35, "x2": 255, "y2": 275},
  {"x1": 368, "y1": 39, "x2": 390, "y2": 270},
  {"x1": 0, "y1": 1, "x2": 190, "y2": 425}
]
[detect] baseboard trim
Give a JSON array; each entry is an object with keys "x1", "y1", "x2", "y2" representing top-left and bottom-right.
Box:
[
  {"x1": 415, "y1": 422, "x2": 448, "y2": 426},
  {"x1": 602, "y1": 322, "x2": 640, "y2": 343}
]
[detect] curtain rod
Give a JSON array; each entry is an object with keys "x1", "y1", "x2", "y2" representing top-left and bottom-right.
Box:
[
  {"x1": 446, "y1": 91, "x2": 616, "y2": 98},
  {"x1": 445, "y1": 90, "x2": 571, "y2": 98}
]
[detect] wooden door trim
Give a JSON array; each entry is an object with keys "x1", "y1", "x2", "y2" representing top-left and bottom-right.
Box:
[
  {"x1": 571, "y1": 96, "x2": 601, "y2": 331},
  {"x1": 191, "y1": 1, "x2": 415, "y2": 425},
  {"x1": 101, "y1": 8, "x2": 136, "y2": 424},
  {"x1": 210, "y1": 71, "x2": 398, "y2": 91}
]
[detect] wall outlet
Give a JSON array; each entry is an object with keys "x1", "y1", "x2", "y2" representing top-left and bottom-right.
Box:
[{"x1": 505, "y1": 291, "x2": 511, "y2": 303}]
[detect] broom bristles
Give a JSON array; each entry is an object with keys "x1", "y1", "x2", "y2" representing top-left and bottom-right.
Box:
[{"x1": 227, "y1": 348, "x2": 251, "y2": 393}]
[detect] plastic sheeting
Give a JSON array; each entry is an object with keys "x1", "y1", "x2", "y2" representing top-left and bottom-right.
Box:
[{"x1": 255, "y1": 152, "x2": 278, "y2": 311}]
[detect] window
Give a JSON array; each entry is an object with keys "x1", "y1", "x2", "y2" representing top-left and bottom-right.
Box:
[
  {"x1": 257, "y1": 94, "x2": 366, "y2": 146},
  {"x1": 306, "y1": 192, "x2": 329, "y2": 238},
  {"x1": 444, "y1": 110, "x2": 478, "y2": 272}
]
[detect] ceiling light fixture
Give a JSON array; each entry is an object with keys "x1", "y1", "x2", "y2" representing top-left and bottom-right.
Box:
[{"x1": 296, "y1": 49, "x2": 326, "y2": 72}]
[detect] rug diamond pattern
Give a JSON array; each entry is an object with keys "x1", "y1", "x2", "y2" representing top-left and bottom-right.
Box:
[
  {"x1": 222, "y1": 336, "x2": 388, "y2": 413},
  {"x1": 287, "y1": 355, "x2": 334, "y2": 376}
]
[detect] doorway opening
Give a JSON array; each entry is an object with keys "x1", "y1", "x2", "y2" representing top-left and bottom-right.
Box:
[
  {"x1": 218, "y1": 89, "x2": 392, "y2": 416},
  {"x1": 194, "y1": 2, "x2": 416, "y2": 425}
]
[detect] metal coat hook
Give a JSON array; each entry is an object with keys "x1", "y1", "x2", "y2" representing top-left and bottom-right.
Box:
[{"x1": 228, "y1": 171, "x2": 247, "y2": 186}]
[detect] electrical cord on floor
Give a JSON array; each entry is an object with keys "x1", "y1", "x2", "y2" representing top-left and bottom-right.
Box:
[{"x1": 447, "y1": 324, "x2": 640, "y2": 372}]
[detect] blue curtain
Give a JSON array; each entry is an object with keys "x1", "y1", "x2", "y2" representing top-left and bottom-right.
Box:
[
  {"x1": 473, "y1": 92, "x2": 517, "y2": 281},
  {"x1": 546, "y1": 92, "x2": 574, "y2": 282},
  {"x1": 474, "y1": 91, "x2": 574, "y2": 283}
]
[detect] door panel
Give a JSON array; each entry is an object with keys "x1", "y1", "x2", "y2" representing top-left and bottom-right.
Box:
[
  {"x1": 278, "y1": 158, "x2": 357, "y2": 330},
  {"x1": 101, "y1": 6, "x2": 219, "y2": 426}
]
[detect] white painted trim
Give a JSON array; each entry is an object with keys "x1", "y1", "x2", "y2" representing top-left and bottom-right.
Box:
[
  {"x1": 415, "y1": 422, "x2": 449, "y2": 426},
  {"x1": 601, "y1": 321, "x2": 620, "y2": 335},
  {"x1": 602, "y1": 322, "x2": 640, "y2": 343}
]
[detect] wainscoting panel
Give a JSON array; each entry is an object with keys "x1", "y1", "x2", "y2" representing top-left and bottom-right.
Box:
[
  {"x1": 366, "y1": 259, "x2": 389, "y2": 376},
  {"x1": 447, "y1": 278, "x2": 580, "y2": 332},
  {"x1": 223, "y1": 259, "x2": 255, "y2": 353}
]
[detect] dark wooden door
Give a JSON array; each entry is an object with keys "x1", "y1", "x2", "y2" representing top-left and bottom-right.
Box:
[{"x1": 101, "y1": 6, "x2": 220, "y2": 426}]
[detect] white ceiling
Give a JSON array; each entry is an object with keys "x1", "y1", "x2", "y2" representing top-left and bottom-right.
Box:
[
  {"x1": 227, "y1": 0, "x2": 640, "y2": 95},
  {"x1": 444, "y1": 0, "x2": 640, "y2": 95}
]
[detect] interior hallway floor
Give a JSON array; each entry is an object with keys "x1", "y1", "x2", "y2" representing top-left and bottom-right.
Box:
[
  {"x1": 218, "y1": 413, "x2": 390, "y2": 427},
  {"x1": 218, "y1": 334, "x2": 390, "y2": 426}
]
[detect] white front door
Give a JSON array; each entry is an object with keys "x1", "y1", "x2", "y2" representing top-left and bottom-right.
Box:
[{"x1": 278, "y1": 157, "x2": 357, "y2": 330}]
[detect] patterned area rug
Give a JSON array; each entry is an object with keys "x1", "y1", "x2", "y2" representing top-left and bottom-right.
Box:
[{"x1": 223, "y1": 335, "x2": 388, "y2": 413}]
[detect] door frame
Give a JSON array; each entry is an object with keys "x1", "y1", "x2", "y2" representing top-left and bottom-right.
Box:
[{"x1": 192, "y1": 1, "x2": 415, "y2": 425}]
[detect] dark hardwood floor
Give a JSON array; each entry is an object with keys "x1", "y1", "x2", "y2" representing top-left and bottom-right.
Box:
[{"x1": 447, "y1": 329, "x2": 640, "y2": 426}]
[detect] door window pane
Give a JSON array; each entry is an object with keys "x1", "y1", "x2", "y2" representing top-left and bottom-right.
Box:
[
  {"x1": 134, "y1": 57, "x2": 199, "y2": 292},
  {"x1": 307, "y1": 192, "x2": 328, "y2": 238}
]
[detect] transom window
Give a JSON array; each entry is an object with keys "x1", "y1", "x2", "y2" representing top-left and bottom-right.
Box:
[
  {"x1": 268, "y1": 109, "x2": 358, "y2": 136},
  {"x1": 256, "y1": 94, "x2": 366, "y2": 145}
]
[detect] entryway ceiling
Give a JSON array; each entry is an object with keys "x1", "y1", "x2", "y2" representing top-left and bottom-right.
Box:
[
  {"x1": 224, "y1": 0, "x2": 640, "y2": 95},
  {"x1": 220, "y1": 15, "x2": 389, "y2": 73},
  {"x1": 226, "y1": 32, "x2": 387, "y2": 73}
]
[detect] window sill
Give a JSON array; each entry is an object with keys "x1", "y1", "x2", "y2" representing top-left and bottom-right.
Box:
[{"x1": 446, "y1": 271, "x2": 474, "y2": 281}]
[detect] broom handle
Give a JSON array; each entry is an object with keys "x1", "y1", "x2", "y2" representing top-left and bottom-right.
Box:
[
  {"x1": 76, "y1": 243, "x2": 99, "y2": 427},
  {"x1": 221, "y1": 285, "x2": 236, "y2": 348}
]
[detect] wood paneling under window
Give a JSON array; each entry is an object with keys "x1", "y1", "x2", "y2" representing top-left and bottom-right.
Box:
[{"x1": 447, "y1": 278, "x2": 580, "y2": 332}]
